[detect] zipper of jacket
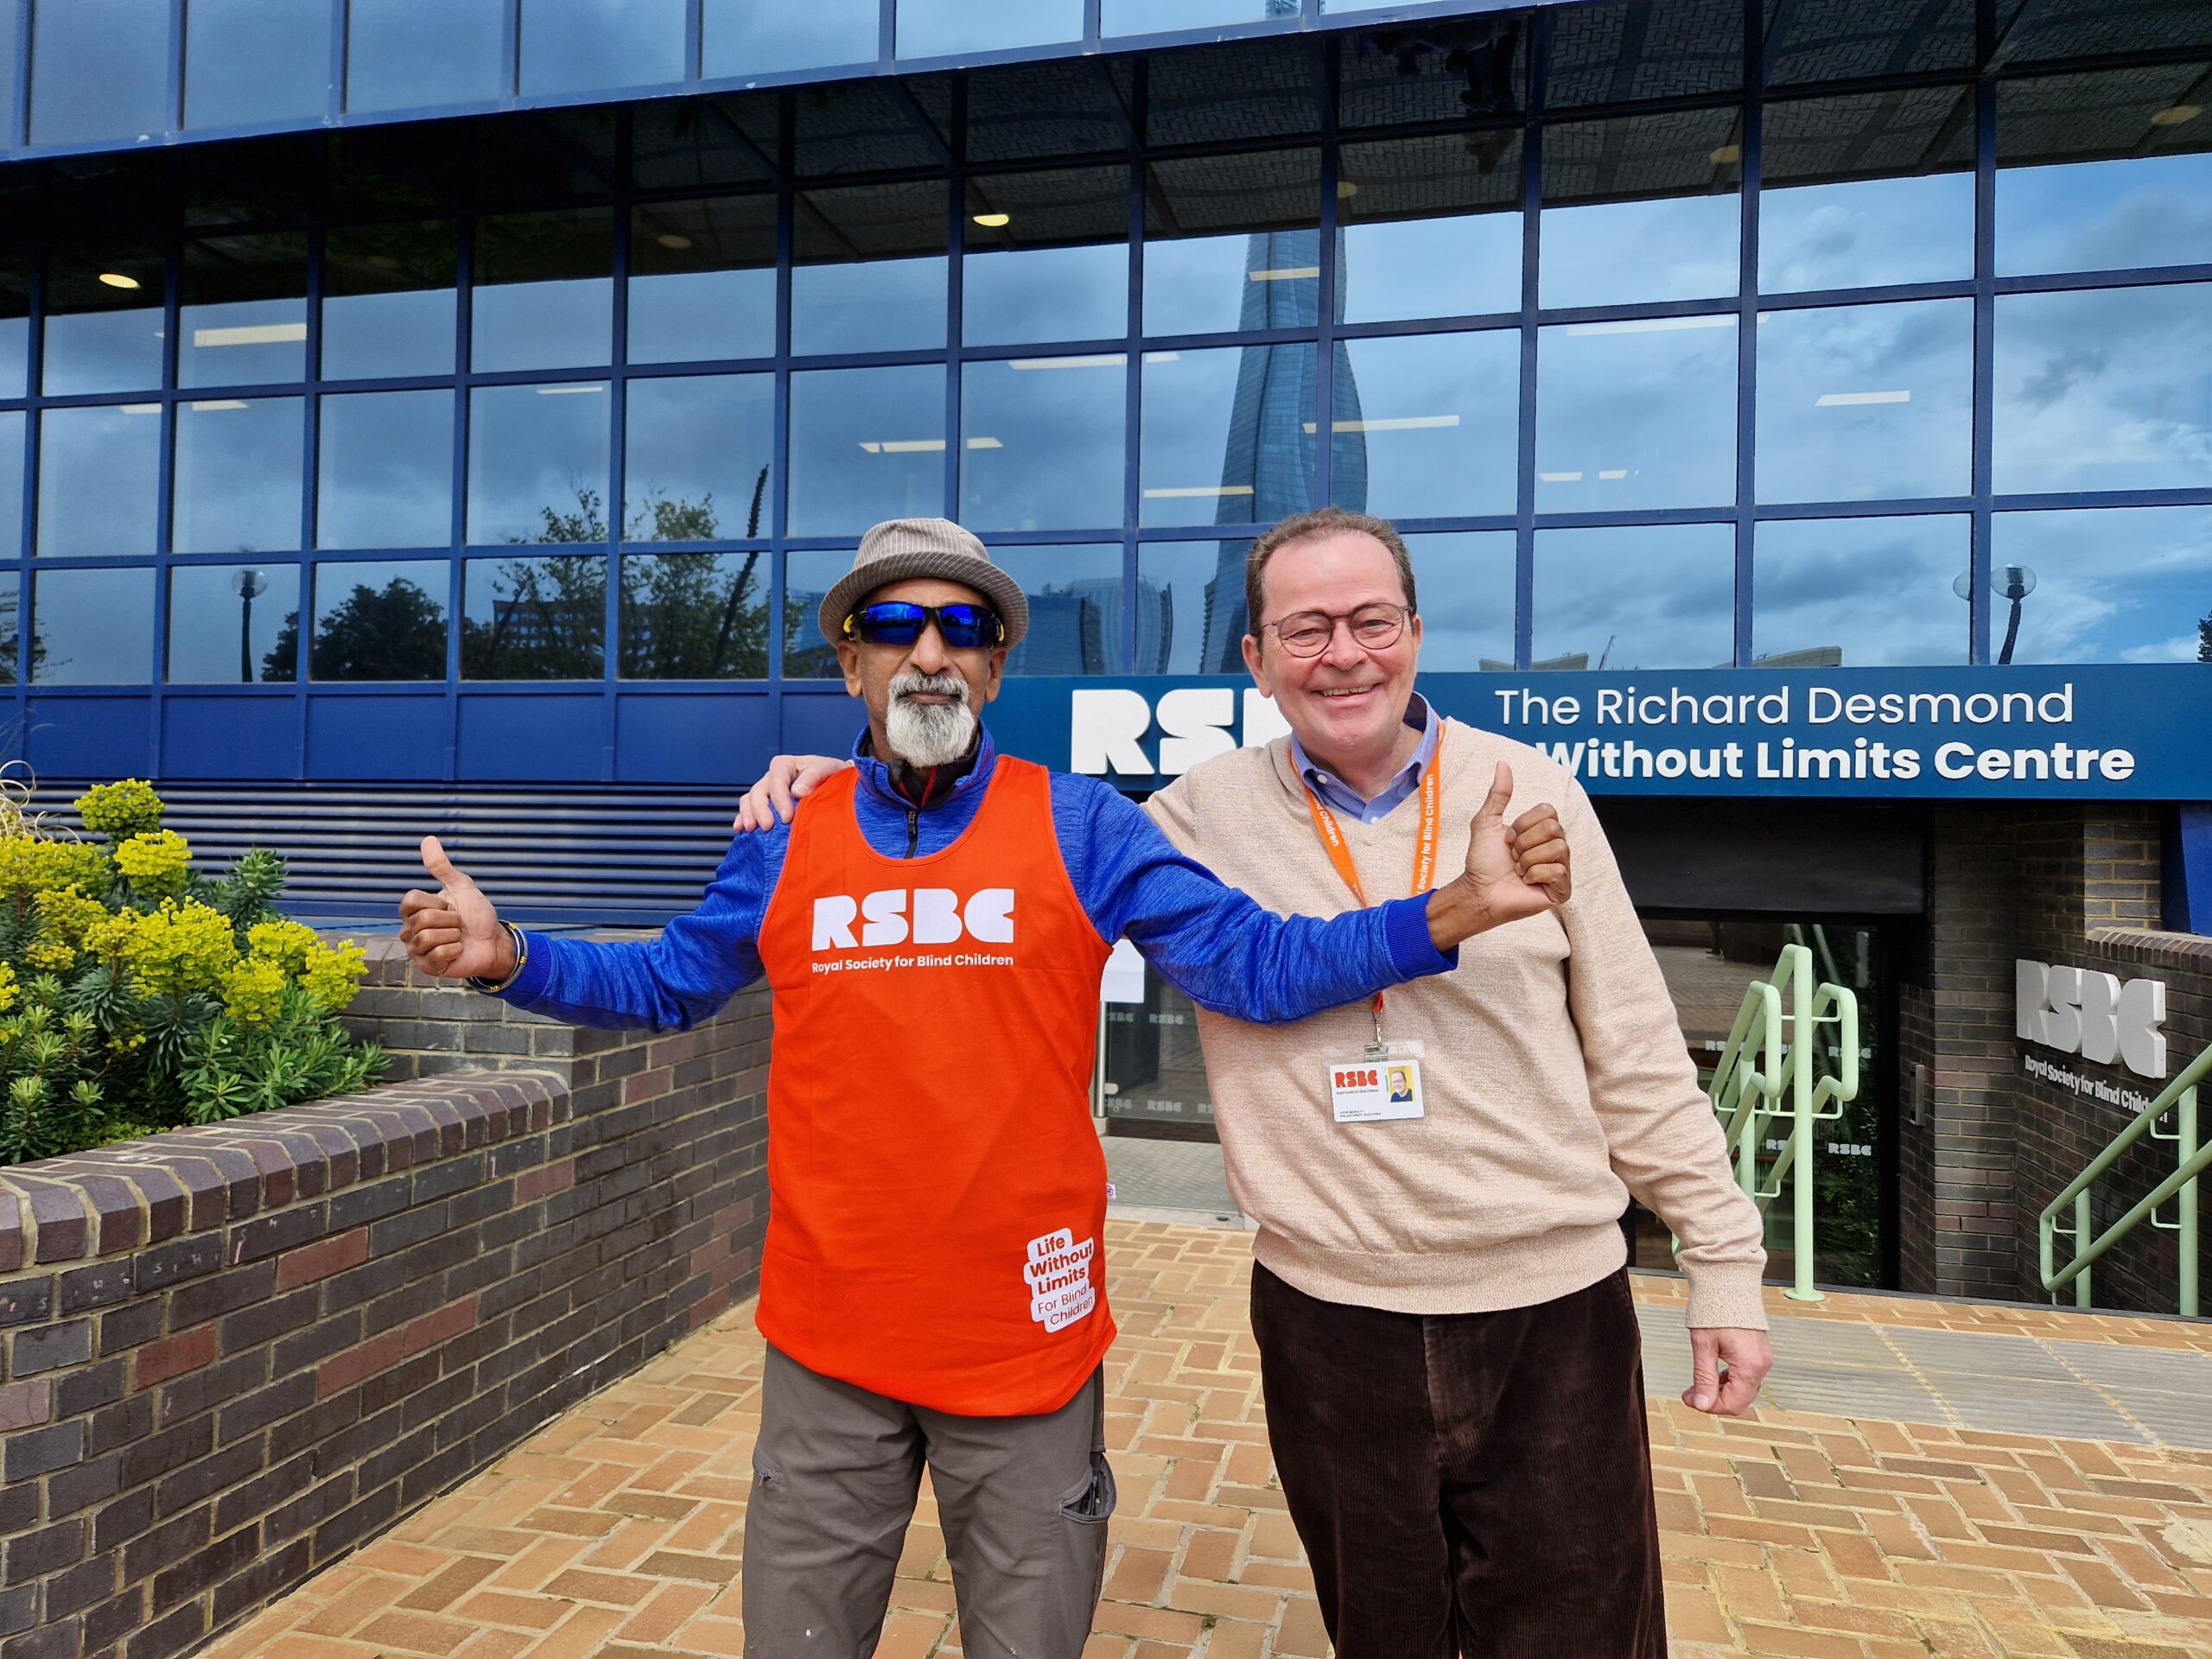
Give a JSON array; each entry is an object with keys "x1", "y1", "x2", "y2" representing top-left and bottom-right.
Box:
[{"x1": 906, "y1": 807, "x2": 918, "y2": 859}]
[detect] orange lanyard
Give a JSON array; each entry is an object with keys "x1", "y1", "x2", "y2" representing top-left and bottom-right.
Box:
[{"x1": 1300, "y1": 728, "x2": 1445, "y2": 1045}]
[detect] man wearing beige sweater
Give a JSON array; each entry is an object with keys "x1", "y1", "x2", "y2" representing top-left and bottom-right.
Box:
[{"x1": 739, "y1": 507, "x2": 1771, "y2": 1658}]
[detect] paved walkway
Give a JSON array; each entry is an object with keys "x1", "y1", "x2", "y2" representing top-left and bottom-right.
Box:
[{"x1": 203, "y1": 1223, "x2": 2212, "y2": 1659}]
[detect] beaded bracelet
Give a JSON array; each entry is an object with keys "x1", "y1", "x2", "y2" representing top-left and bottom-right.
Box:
[{"x1": 467, "y1": 921, "x2": 530, "y2": 995}]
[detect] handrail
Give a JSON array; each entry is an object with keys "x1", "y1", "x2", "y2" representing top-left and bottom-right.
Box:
[
  {"x1": 1700, "y1": 944, "x2": 1861, "y2": 1304},
  {"x1": 2037, "y1": 1038, "x2": 2211, "y2": 1316}
]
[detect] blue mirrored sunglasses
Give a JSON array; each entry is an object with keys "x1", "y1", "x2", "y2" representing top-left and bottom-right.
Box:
[{"x1": 843, "y1": 601, "x2": 1005, "y2": 649}]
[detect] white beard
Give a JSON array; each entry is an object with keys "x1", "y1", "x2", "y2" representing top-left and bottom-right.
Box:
[{"x1": 884, "y1": 671, "x2": 976, "y2": 767}]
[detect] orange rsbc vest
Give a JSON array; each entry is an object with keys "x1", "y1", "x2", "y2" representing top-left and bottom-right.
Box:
[{"x1": 753, "y1": 758, "x2": 1116, "y2": 1416}]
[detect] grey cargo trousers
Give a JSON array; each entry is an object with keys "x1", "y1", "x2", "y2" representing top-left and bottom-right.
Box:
[{"x1": 741, "y1": 1344, "x2": 1116, "y2": 1658}]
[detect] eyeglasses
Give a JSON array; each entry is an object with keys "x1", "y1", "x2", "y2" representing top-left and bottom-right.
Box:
[
  {"x1": 843, "y1": 601, "x2": 1005, "y2": 649},
  {"x1": 1262, "y1": 603, "x2": 1412, "y2": 658}
]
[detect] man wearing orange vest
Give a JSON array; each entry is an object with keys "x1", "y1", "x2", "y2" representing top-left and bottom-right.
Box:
[{"x1": 396, "y1": 518, "x2": 1572, "y2": 1659}]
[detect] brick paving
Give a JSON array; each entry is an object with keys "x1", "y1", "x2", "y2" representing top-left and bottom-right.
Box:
[{"x1": 200, "y1": 1223, "x2": 2212, "y2": 1659}]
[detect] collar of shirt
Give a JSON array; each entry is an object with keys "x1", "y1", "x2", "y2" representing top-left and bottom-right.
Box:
[
  {"x1": 1291, "y1": 693, "x2": 1438, "y2": 826},
  {"x1": 851, "y1": 722, "x2": 998, "y2": 811}
]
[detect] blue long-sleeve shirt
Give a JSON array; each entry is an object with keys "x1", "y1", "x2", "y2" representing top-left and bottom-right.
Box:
[{"x1": 493, "y1": 726, "x2": 1455, "y2": 1030}]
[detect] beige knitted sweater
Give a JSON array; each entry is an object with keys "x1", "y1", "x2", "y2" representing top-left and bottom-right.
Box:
[{"x1": 1145, "y1": 717, "x2": 1768, "y2": 1331}]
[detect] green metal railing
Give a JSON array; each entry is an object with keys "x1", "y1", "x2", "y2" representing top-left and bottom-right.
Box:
[
  {"x1": 2037, "y1": 1039, "x2": 2209, "y2": 1317},
  {"x1": 1705, "y1": 944, "x2": 1861, "y2": 1303}
]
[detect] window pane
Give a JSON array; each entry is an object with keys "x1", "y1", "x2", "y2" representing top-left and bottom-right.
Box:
[
  {"x1": 1998, "y1": 67, "x2": 2212, "y2": 276},
  {"x1": 1752, "y1": 516, "x2": 1969, "y2": 667},
  {"x1": 348, "y1": 0, "x2": 507, "y2": 111},
  {"x1": 1141, "y1": 344, "x2": 1318, "y2": 528},
  {"x1": 461, "y1": 554, "x2": 606, "y2": 679},
  {"x1": 1405, "y1": 531, "x2": 1516, "y2": 671},
  {"x1": 472, "y1": 210, "x2": 613, "y2": 372},
  {"x1": 1107, "y1": 0, "x2": 1279, "y2": 29},
  {"x1": 167, "y1": 563, "x2": 301, "y2": 683},
  {"x1": 1993, "y1": 507, "x2": 2212, "y2": 664},
  {"x1": 518, "y1": 0, "x2": 685, "y2": 95},
  {"x1": 620, "y1": 551, "x2": 770, "y2": 679},
  {"x1": 1532, "y1": 524, "x2": 1735, "y2": 671},
  {"x1": 788, "y1": 365, "x2": 946, "y2": 537},
  {"x1": 185, "y1": 0, "x2": 332, "y2": 129},
  {"x1": 1535, "y1": 316, "x2": 1737, "y2": 512},
  {"x1": 30, "y1": 0, "x2": 170, "y2": 146},
  {"x1": 703, "y1": 0, "x2": 877, "y2": 74},
  {"x1": 793, "y1": 183, "x2": 948, "y2": 355},
  {"x1": 1993, "y1": 284, "x2": 2212, "y2": 495},
  {"x1": 0, "y1": 266, "x2": 28, "y2": 398},
  {"x1": 319, "y1": 390, "x2": 455, "y2": 549},
  {"x1": 43, "y1": 251, "x2": 165, "y2": 395},
  {"x1": 38, "y1": 406, "x2": 161, "y2": 558},
  {"x1": 0, "y1": 412, "x2": 21, "y2": 562},
  {"x1": 1758, "y1": 88, "x2": 1974, "y2": 292},
  {"x1": 467, "y1": 384, "x2": 612, "y2": 545},
  {"x1": 1144, "y1": 150, "x2": 1319, "y2": 336},
  {"x1": 995, "y1": 544, "x2": 1127, "y2": 675},
  {"x1": 32, "y1": 569, "x2": 156, "y2": 684},
  {"x1": 631, "y1": 196, "x2": 778, "y2": 364},
  {"x1": 783, "y1": 547, "x2": 853, "y2": 677},
  {"x1": 174, "y1": 397, "x2": 303, "y2": 554},
  {"x1": 960, "y1": 357, "x2": 1125, "y2": 532},
  {"x1": 1332, "y1": 332, "x2": 1518, "y2": 520},
  {"x1": 898, "y1": 0, "x2": 1080, "y2": 59},
  {"x1": 624, "y1": 374, "x2": 775, "y2": 541},
  {"x1": 308, "y1": 558, "x2": 449, "y2": 680},
  {"x1": 0, "y1": 575, "x2": 18, "y2": 684},
  {"x1": 1755, "y1": 299, "x2": 1972, "y2": 504},
  {"x1": 1540, "y1": 111, "x2": 1742, "y2": 309},
  {"x1": 963, "y1": 168, "x2": 1129, "y2": 347},
  {"x1": 1338, "y1": 133, "x2": 1523, "y2": 324},
  {"x1": 181, "y1": 234, "x2": 309, "y2": 388},
  {"x1": 1134, "y1": 539, "x2": 1256, "y2": 673},
  {"x1": 324, "y1": 220, "x2": 459, "y2": 379}
]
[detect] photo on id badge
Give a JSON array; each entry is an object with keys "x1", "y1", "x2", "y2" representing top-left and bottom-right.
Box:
[{"x1": 1329, "y1": 1043, "x2": 1424, "y2": 1123}]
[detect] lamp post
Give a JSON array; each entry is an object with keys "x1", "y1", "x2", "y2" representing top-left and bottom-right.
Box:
[
  {"x1": 1953, "y1": 564, "x2": 2037, "y2": 665},
  {"x1": 232, "y1": 569, "x2": 267, "y2": 683}
]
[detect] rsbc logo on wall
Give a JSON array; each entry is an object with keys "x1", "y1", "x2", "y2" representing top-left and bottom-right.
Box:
[{"x1": 2015, "y1": 958, "x2": 2167, "y2": 1080}]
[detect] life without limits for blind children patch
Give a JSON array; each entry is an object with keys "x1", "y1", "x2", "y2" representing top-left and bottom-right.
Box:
[{"x1": 1023, "y1": 1228, "x2": 1096, "y2": 1332}]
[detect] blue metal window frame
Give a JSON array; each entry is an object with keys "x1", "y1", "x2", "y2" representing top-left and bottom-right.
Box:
[{"x1": 1, "y1": 2, "x2": 2209, "y2": 779}]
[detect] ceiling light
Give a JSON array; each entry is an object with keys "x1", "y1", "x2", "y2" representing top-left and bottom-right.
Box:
[
  {"x1": 1815, "y1": 390, "x2": 1910, "y2": 406},
  {"x1": 193, "y1": 322, "x2": 308, "y2": 348},
  {"x1": 656, "y1": 232, "x2": 694, "y2": 250},
  {"x1": 1142, "y1": 486, "x2": 1254, "y2": 499},
  {"x1": 1301, "y1": 416, "x2": 1461, "y2": 434},
  {"x1": 1249, "y1": 266, "x2": 1319, "y2": 283},
  {"x1": 119, "y1": 404, "x2": 161, "y2": 415},
  {"x1": 1598, "y1": 468, "x2": 1627, "y2": 480},
  {"x1": 965, "y1": 436, "x2": 1003, "y2": 449},
  {"x1": 98, "y1": 272, "x2": 141, "y2": 290},
  {"x1": 2151, "y1": 104, "x2": 2202, "y2": 127},
  {"x1": 1564, "y1": 315, "x2": 1733, "y2": 337},
  {"x1": 535, "y1": 385, "x2": 604, "y2": 396},
  {"x1": 1710, "y1": 143, "x2": 1742, "y2": 165},
  {"x1": 1336, "y1": 181, "x2": 1360, "y2": 200},
  {"x1": 188, "y1": 399, "x2": 250, "y2": 412},
  {"x1": 1141, "y1": 351, "x2": 1182, "y2": 364},
  {"x1": 857, "y1": 439, "x2": 946, "y2": 454},
  {"x1": 1537, "y1": 471, "x2": 1583, "y2": 482},
  {"x1": 1008, "y1": 354, "x2": 1125, "y2": 370},
  {"x1": 972, "y1": 213, "x2": 1011, "y2": 228}
]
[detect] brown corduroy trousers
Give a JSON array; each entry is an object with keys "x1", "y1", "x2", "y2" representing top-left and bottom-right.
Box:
[{"x1": 1249, "y1": 1263, "x2": 1667, "y2": 1659}]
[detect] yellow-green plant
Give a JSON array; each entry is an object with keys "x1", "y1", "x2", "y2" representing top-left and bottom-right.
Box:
[{"x1": 0, "y1": 775, "x2": 385, "y2": 1164}]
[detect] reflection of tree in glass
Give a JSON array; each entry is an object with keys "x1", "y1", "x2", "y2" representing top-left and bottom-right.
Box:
[
  {"x1": 267, "y1": 585, "x2": 437, "y2": 681},
  {"x1": 2199, "y1": 607, "x2": 2211, "y2": 664}
]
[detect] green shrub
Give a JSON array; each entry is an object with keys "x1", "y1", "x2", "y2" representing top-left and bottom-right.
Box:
[{"x1": 0, "y1": 776, "x2": 385, "y2": 1165}]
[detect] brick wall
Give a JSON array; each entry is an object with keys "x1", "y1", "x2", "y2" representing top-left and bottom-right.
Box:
[
  {"x1": 1899, "y1": 804, "x2": 2209, "y2": 1310},
  {"x1": 0, "y1": 941, "x2": 769, "y2": 1659}
]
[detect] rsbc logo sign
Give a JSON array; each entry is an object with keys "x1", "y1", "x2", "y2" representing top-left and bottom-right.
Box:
[
  {"x1": 811, "y1": 888, "x2": 1015, "y2": 952},
  {"x1": 1332, "y1": 1067, "x2": 1381, "y2": 1090},
  {"x1": 2015, "y1": 957, "x2": 2166, "y2": 1080}
]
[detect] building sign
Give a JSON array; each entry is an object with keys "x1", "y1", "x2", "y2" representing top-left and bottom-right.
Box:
[
  {"x1": 986, "y1": 665, "x2": 2212, "y2": 802},
  {"x1": 2016, "y1": 957, "x2": 2168, "y2": 1081}
]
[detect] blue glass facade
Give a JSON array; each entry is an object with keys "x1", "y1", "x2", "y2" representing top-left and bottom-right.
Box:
[{"x1": 0, "y1": 0, "x2": 2207, "y2": 785}]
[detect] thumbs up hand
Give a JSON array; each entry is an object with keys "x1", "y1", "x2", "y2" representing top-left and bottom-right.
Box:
[
  {"x1": 1425, "y1": 762, "x2": 1573, "y2": 951},
  {"x1": 399, "y1": 836, "x2": 516, "y2": 981}
]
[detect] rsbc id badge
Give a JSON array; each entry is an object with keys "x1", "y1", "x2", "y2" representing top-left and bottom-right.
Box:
[{"x1": 1328, "y1": 1041, "x2": 1424, "y2": 1124}]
